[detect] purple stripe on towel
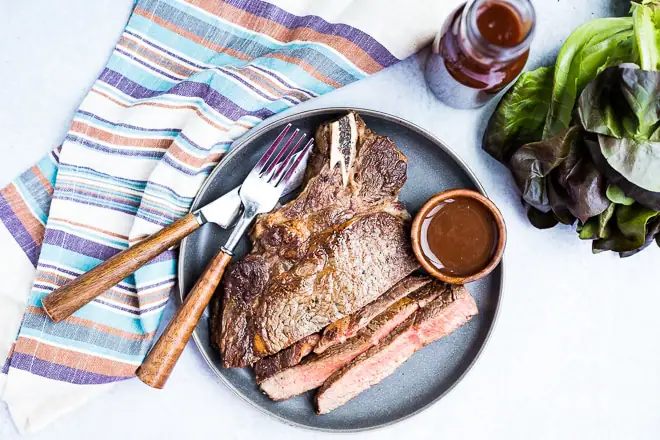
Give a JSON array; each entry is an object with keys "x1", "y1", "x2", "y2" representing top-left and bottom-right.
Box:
[
  {"x1": 44, "y1": 229, "x2": 121, "y2": 262},
  {"x1": 9, "y1": 352, "x2": 129, "y2": 385},
  {"x1": 98, "y1": 68, "x2": 276, "y2": 121},
  {"x1": 0, "y1": 192, "x2": 40, "y2": 267},
  {"x1": 2, "y1": 354, "x2": 12, "y2": 374},
  {"x1": 225, "y1": 0, "x2": 399, "y2": 67}
]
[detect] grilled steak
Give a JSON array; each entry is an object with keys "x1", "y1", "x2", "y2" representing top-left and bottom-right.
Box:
[
  {"x1": 259, "y1": 281, "x2": 447, "y2": 401},
  {"x1": 315, "y1": 285, "x2": 478, "y2": 414},
  {"x1": 314, "y1": 276, "x2": 431, "y2": 354},
  {"x1": 253, "y1": 334, "x2": 320, "y2": 384},
  {"x1": 214, "y1": 112, "x2": 419, "y2": 368}
]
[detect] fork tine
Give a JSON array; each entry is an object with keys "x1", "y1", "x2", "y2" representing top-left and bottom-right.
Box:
[
  {"x1": 263, "y1": 129, "x2": 299, "y2": 176},
  {"x1": 276, "y1": 138, "x2": 314, "y2": 187},
  {"x1": 270, "y1": 133, "x2": 306, "y2": 183},
  {"x1": 252, "y1": 124, "x2": 291, "y2": 175}
]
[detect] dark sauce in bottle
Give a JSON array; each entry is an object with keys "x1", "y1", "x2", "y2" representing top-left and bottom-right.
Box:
[
  {"x1": 425, "y1": 0, "x2": 535, "y2": 109},
  {"x1": 477, "y1": 2, "x2": 525, "y2": 47}
]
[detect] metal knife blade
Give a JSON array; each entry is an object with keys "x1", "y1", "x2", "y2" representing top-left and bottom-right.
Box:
[{"x1": 194, "y1": 147, "x2": 310, "y2": 229}]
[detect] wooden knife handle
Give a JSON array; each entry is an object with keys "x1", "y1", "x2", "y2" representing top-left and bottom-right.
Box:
[
  {"x1": 136, "y1": 250, "x2": 232, "y2": 389},
  {"x1": 42, "y1": 213, "x2": 201, "y2": 323}
]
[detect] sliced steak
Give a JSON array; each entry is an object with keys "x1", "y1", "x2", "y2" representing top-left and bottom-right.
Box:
[
  {"x1": 255, "y1": 207, "x2": 418, "y2": 356},
  {"x1": 314, "y1": 276, "x2": 431, "y2": 354},
  {"x1": 215, "y1": 112, "x2": 418, "y2": 368},
  {"x1": 253, "y1": 334, "x2": 320, "y2": 384},
  {"x1": 315, "y1": 285, "x2": 478, "y2": 414},
  {"x1": 259, "y1": 281, "x2": 447, "y2": 401}
]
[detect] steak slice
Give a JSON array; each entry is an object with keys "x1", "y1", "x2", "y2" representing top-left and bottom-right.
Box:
[
  {"x1": 314, "y1": 276, "x2": 432, "y2": 354},
  {"x1": 259, "y1": 281, "x2": 447, "y2": 401},
  {"x1": 216, "y1": 112, "x2": 418, "y2": 368},
  {"x1": 315, "y1": 285, "x2": 478, "y2": 414},
  {"x1": 255, "y1": 207, "x2": 418, "y2": 356},
  {"x1": 253, "y1": 334, "x2": 320, "y2": 384}
]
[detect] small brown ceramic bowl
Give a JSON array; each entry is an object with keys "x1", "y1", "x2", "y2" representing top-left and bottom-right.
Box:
[{"x1": 411, "y1": 189, "x2": 506, "y2": 284}]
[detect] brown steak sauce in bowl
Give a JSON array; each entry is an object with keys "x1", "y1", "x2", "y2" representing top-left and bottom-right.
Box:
[{"x1": 412, "y1": 189, "x2": 506, "y2": 284}]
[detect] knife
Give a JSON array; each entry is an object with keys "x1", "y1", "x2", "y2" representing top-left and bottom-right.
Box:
[{"x1": 41, "y1": 146, "x2": 311, "y2": 323}]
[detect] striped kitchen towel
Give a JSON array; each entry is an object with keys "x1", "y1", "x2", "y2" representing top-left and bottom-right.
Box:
[{"x1": 0, "y1": 0, "x2": 460, "y2": 434}]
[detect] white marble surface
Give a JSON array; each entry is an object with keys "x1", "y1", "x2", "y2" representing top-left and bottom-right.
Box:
[{"x1": 2, "y1": 0, "x2": 660, "y2": 439}]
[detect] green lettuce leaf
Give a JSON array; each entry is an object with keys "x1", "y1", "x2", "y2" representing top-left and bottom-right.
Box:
[
  {"x1": 579, "y1": 203, "x2": 615, "y2": 239},
  {"x1": 632, "y1": 0, "x2": 660, "y2": 70},
  {"x1": 597, "y1": 135, "x2": 660, "y2": 192},
  {"x1": 543, "y1": 18, "x2": 634, "y2": 138},
  {"x1": 482, "y1": 67, "x2": 553, "y2": 164},
  {"x1": 592, "y1": 203, "x2": 660, "y2": 255},
  {"x1": 606, "y1": 184, "x2": 636, "y2": 205},
  {"x1": 633, "y1": 1, "x2": 660, "y2": 70}
]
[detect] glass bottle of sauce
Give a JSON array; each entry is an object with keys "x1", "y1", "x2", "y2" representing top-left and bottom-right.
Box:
[{"x1": 425, "y1": 0, "x2": 536, "y2": 109}]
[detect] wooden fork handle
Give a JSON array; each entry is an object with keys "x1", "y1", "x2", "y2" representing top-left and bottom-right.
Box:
[
  {"x1": 136, "y1": 250, "x2": 232, "y2": 389},
  {"x1": 42, "y1": 213, "x2": 201, "y2": 323}
]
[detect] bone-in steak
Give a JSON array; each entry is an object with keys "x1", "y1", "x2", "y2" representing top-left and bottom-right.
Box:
[
  {"x1": 315, "y1": 285, "x2": 478, "y2": 414},
  {"x1": 212, "y1": 112, "x2": 419, "y2": 368}
]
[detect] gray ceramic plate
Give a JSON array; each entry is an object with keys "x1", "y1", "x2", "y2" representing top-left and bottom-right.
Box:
[{"x1": 178, "y1": 107, "x2": 502, "y2": 432}]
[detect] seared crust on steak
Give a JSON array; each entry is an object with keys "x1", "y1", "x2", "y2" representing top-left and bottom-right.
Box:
[{"x1": 253, "y1": 333, "x2": 320, "y2": 384}]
